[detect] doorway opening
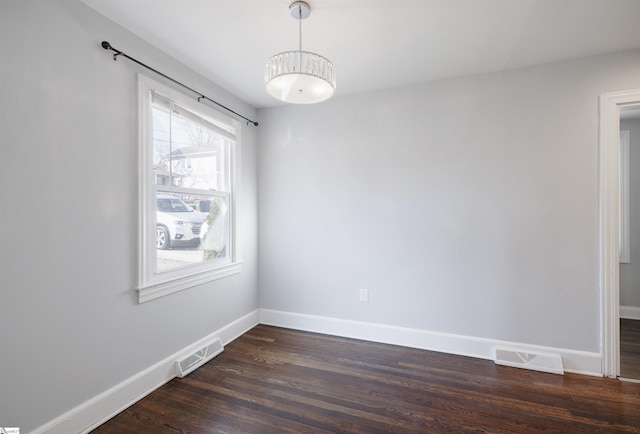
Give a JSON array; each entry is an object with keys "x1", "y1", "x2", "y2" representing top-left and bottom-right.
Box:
[
  {"x1": 619, "y1": 105, "x2": 640, "y2": 380},
  {"x1": 599, "y1": 89, "x2": 640, "y2": 378}
]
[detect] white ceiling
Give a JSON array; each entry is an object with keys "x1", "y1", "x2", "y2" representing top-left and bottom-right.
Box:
[{"x1": 80, "y1": 0, "x2": 640, "y2": 109}]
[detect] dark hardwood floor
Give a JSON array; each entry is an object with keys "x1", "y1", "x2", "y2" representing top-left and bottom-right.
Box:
[
  {"x1": 621, "y1": 318, "x2": 640, "y2": 380},
  {"x1": 92, "y1": 325, "x2": 640, "y2": 433}
]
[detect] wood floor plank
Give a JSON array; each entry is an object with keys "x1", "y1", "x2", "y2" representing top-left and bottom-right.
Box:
[
  {"x1": 621, "y1": 319, "x2": 640, "y2": 379},
  {"x1": 92, "y1": 325, "x2": 640, "y2": 433}
]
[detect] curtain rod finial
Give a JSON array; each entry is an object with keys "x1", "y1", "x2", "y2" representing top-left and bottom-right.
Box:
[{"x1": 98, "y1": 40, "x2": 258, "y2": 126}]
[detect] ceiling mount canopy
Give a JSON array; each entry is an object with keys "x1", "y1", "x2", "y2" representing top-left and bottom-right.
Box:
[{"x1": 265, "y1": 1, "x2": 336, "y2": 104}]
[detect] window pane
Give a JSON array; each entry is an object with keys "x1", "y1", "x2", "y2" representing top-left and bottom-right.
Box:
[
  {"x1": 155, "y1": 191, "x2": 230, "y2": 273},
  {"x1": 152, "y1": 97, "x2": 171, "y2": 186},
  {"x1": 152, "y1": 95, "x2": 231, "y2": 191}
]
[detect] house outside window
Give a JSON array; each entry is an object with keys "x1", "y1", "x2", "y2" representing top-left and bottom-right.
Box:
[{"x1": 137, "y1": 75, "x2": 242, "y2": 303}]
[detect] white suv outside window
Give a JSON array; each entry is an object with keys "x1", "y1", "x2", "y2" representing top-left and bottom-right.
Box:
[{"x1": 156, "y1": 194, "x2": 205, "y2": 250}]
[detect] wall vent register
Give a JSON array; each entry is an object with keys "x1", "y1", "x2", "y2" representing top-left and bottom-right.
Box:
[{"x1": 176, "y1": 337, "x2": 224, "y2": 378}]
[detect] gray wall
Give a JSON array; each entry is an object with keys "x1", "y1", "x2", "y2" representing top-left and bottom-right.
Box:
[
  {"x1": 258, "y1": 49, "x2": 640, "y2": 353},
  {"x1": 0, "y1": 1, "x2": 258, "y2": 431},
  {"x1": 620, "y1": 118, "x2": 640, "y2": 307}
]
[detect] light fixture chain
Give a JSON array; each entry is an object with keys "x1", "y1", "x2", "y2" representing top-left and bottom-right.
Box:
[
  {"x1": 298, "y1": 4, "x2": 302, "y2": 70},
  {"x1": 299, "y1": 5, "x2": 302, "y2": 51}
]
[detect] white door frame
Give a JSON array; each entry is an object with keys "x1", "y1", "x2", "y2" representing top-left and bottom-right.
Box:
[{"x1": 600, "y1": 88, "x2": 640, "y2": 378}]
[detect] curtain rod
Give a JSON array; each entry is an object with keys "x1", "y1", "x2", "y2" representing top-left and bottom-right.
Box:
[{"x1": 101, "y1": 41, "x2": 259, "y2": 127}]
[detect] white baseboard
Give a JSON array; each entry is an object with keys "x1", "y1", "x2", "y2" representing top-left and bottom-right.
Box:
[
  {"x1": 32, "y1": 307, "x2": 603, "y2": 434},
  {"x1": 31, "y1": 309, "x2": 259, "y2": 434},
  {"x1": 258, "y1": 309, "x2": 602, "y2": 377},
  {"x1": 620, "y1": 305, "x2": 640, "y2": 320}
]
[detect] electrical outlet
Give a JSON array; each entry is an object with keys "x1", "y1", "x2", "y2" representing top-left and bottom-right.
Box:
[{"x1": 359, "y1": 288, "x2": 369, "y2": 302}]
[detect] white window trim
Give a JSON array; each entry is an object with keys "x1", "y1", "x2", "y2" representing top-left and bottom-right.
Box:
[
  {"x1": 620, "y1": 130, "x2": 630, "y2": 264},
  {"x1": 136, "y1": 74, "x2": 242, "y2": 303}
]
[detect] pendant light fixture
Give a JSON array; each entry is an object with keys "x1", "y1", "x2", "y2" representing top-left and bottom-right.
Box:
[{"x1": 265, "y1": 1, "x2": 336, "y2": 104}]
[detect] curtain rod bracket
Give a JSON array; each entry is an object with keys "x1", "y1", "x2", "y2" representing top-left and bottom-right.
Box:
[{"x1": 100, "y1": 40, "x2": 258, "y2": 127}]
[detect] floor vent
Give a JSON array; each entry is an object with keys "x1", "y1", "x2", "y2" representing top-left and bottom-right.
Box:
[
  {"x1": 494, "y1": 347, "x2": 564, "y2": 375},
  {"x1": 176, "y1": 337, "x2": 224, "y2": 378}
]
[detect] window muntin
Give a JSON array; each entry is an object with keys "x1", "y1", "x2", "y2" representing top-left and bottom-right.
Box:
[{"x1": 138, "y1": 75, "x2": 241, "y2": 302}]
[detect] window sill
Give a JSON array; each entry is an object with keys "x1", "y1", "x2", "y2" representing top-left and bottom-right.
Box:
[{"x1": 137, "y1": 262, "x2": 243, "y2": 303}]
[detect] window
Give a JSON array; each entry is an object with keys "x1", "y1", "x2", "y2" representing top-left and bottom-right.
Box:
[{"x1": 137, "y1": 75, "x2": 241, "y2": 303}]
